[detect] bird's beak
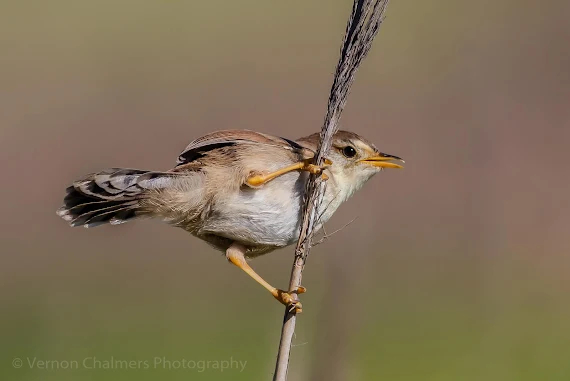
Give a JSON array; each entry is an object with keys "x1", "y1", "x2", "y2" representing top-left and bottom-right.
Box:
[{"x1": 359, "y1": 153, "x2": 404, "y2": 169}]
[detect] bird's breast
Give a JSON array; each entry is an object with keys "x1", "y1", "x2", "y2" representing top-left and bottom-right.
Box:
[
  {"x1": 196, "y1": 168, "x2": 346, "y2": 250},
  {"x1": 199, "y1": 171, "x2": 306, "y2": 247}
]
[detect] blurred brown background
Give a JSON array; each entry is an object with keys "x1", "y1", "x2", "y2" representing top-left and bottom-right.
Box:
[{"x1": 1, "y1": 1, "x2": 569, "y2": 380}]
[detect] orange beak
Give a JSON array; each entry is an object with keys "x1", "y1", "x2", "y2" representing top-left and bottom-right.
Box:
[{"x1": 359, "y1": 153, "x2": 404, "y2": 169}]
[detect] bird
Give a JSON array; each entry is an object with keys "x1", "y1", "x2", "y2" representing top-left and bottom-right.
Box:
[{"x1": 57, "y1": 129, "x2": 403, "y2": 312}]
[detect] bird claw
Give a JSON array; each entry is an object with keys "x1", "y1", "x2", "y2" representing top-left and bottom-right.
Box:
[
  {"x1": 287, "y1": 300, "x2": 302, "y2": 314},
  {"x1": 274, "y1": 286, "x2": 306, "y2": 313},
  {"x1": 305, "y1": 159, "x2": 332, "y2": 181}
]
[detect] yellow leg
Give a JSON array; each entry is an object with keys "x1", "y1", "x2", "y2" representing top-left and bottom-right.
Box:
[
  {"x1": 246, "y1": 159, "x2": 331, "y2": 187},
  {"x1": 226, "y1": 243, "x2": 305, "y2": 313}
]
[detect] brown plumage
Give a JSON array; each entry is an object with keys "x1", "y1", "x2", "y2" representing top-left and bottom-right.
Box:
[
  {"x1": 57, "y1": 129, "x2": 402, "y2": 311},
  {"x1": 58, "y1": 129, "x2": 401, "y2": 252}
]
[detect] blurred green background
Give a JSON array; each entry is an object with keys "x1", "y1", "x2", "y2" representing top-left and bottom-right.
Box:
[{"x1": 1, "y1": 0, "x2": 569, "y2": 380}]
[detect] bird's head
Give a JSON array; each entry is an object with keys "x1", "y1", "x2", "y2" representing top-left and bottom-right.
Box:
[{"x1": 298, "y1": 130, "x2": 403, "y2": 200}]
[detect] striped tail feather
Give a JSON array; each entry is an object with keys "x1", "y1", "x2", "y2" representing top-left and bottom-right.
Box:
[{"x1": 57, "y1": 168, "x2": 175, "y2": 228}]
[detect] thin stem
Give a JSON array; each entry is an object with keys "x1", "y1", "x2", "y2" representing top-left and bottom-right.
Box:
[{"x1": 272, "y1": 1, "x2": 391, "y2": 380}]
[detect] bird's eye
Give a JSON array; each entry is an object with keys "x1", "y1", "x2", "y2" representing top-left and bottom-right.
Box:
[{"x1": 342, "y1": 146, "x2": 357, "y2": 158}]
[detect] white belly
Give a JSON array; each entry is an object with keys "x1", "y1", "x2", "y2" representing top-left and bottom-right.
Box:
[
  {"x1": 200, "y1": 171, "x2": 307, "y2": 247},
  {"x1": 198, "y1": 168, "x2": 350, "y2": 248}
]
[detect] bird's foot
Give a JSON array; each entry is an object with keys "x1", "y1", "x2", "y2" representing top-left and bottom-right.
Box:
[
  {"x1": 273, "y1": 286, "x2": 306, "y2": 313},
  {"x1": 245, "y1": 159, "x2": 331, "y2": 188},
  {"x1": 304, "y1": 158, "x2": 332, "y2": 181}
]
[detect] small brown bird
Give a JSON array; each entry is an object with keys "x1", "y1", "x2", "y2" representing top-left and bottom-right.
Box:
[{"x1": 57, "y1": 129, "x2": 402, "y2": 312}]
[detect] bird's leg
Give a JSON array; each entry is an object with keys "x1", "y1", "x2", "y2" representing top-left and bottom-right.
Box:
[
  {"x1": 226, "y1": 243, "x2": 305, "y2": 313},
  {"x1": 246, "y1": 158, "x2": 332, "y2": 187}
]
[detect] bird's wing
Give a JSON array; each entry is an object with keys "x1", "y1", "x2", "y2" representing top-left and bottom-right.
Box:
[{"x1": 174, "y1": 129, "x2": 314, "y2": 168}]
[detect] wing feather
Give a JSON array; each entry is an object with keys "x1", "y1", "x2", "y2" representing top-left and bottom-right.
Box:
[{"x1": 175, "y1": 129, "x2": 314, "y2": 167}]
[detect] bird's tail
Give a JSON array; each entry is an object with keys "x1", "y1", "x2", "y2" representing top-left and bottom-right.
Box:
[{"x1": 57, "y1": 168, "x2": 177, "y2": 228}]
